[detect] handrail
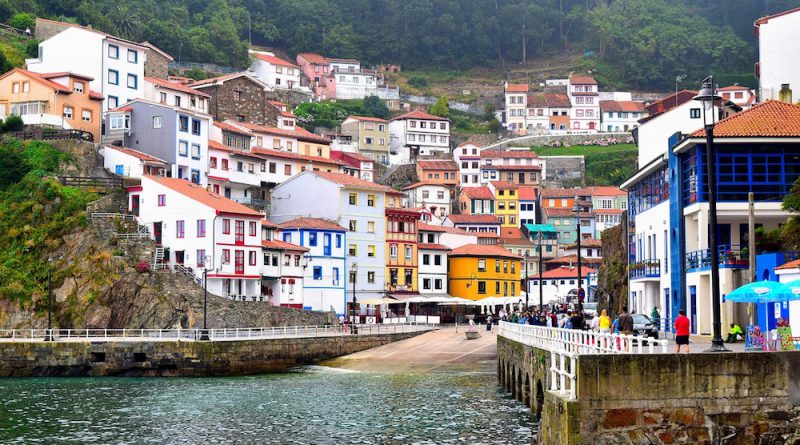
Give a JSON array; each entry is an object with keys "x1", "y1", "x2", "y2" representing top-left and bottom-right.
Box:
[
  {"x1": 91, "y1": 212, "x2": 136, "y2": 221},
  {"x1": 497, "y1": 321, "x2": 669, "y2": 355},
  {"x1": 0, "y1": 323, "x2": 433, "y2": 342}
]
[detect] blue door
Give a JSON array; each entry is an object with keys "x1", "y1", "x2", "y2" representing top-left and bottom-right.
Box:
[
  {"x1": 115, "y1": 165, "x2": 124, "y2": 175},
  {"x1": 323, "y1": 233, "x2": 331, "y2": 256},
  {"x1": 664, "y1": 288, "x2": 670, "y2": 332},
  {"x1": 689, "y1": 285, "x2": 697, "y2": 334}
]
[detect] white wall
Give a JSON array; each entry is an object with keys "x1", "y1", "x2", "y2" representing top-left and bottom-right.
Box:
[
  {"x1": 102, "y1": 147, "x2": 144, "y2": 178},
  {"x1": 758, "y1": 11, "x2": 800, "y2": 100},
  {"x1": 418, "y1": 248, "x2": 448, "y2": 294},
  {"x1": 636, "y1": 101, "x2": 714, "y2": 168}
]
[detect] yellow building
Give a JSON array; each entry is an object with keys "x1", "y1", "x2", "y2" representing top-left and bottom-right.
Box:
[
  {"x1": 385, "y1": 195, "x2": 420, "y2": 295},
  {"x1": 490, "y1": 181, "x2": 520, "y2": 227},
  {"x1": 448, "y1": 244, "x2": 522, "y2": 301}
]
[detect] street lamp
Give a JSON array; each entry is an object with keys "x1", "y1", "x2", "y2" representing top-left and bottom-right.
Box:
[
  {"x1": 44, "y1": 256, "x2": 54, "y2": 341},
  {"x1": 572, "y1": 197, "x2": 583, "y2": 312},
  {"x1": 538, "y1": 230, "x2": 544, "y2": 311},
  {"x1": 200, "y1": 254, "x2": 212, "y2": 341},
  {"x1": 694, "y1": 76, "x2": 728, "y2": 352},
  {"x1": 350, "y1": 262, "x2": 358, "y2": 334}
]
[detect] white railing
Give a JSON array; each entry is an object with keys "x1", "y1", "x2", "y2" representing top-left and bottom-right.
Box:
[
  {"x1": 91, "y1": 212, "x2": 136, "y2": 221},
  {"x1": 498, "y1": 321, "x2": 669, "y2": 355},
  {"x1": 0, "y1": 323, "x2": 432, "y2": 342},
  {"x1": 551, "y1": 350, "x2": 577, "y2": 399}
]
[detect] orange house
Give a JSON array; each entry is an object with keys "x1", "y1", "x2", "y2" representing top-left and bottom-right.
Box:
[
  {"x1": 415, "y1": 160, "x2": 459, "y2": 188},
  {"x1": 0, "y1": 69, "x2": 103, "y2": 141}
]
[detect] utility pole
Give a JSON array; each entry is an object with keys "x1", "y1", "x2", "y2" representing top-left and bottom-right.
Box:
[
  {"x1": 524, "y1": 255, "x2": 529, "y2": 309},
  {"x1": 748, "y1": 192, "x2": 756, "y2": 326},
  {"x1": 538, "y1": 230, "x2": 544, "y2": 311},
  {"x1": 351, "y1": 263, "x2": 358, "y2": 335}
]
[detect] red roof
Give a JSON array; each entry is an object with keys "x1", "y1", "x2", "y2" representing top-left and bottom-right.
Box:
[
  {"x1": 417, "y1": 243, "x2": 451, "y2": 251},
  {"x1": 599, "y1": 100, "x2": 645, "y2": 113},
  {"x1": 447, "y1": 214, "x2": 501, "y2": 225},
  {"x1": 689, "y1": 100, "x2": 800, "y2": 138},
  {"x1": 297, "y1": 52, "x2": 328, "y2": 65},
  {"x1": 39, "y1": 71, "x2": 94, "y2": 81},
  {"x1": 545, "y1": 208, "x2": 576, "y2": 217},
  {"x1": 208, "y1": 141, "x2": 264, "y2": 159},
  {"x1": 476, "y1": 231, "x2": 500, "y2": 238},
  {"x1": 253, "y1": 53, "x2": 299, "y2": 68},
  {"x1": 500, "y1": 227, "x2": 525, "y2": 239},
  {"x1": 262, "y1": 240, "x2": 309, "y2": 252},
  {"x1": 277, "y1": 217, "x2": 346, "y2": 231},
  {"x1": 565, "y1": 239, "x2": 602, "y2": 248},
  {"x1": 346, "y1": 115, "x2": 388, "y2": 123},
  {"x1": 481, "y1": 149, "x2": 539, "y2": 159},
  {"x1": 755, "y1": 7, "x2": 800, "y2": 25},
  {"x1": 417, "y1": 222, "x2": 447, "y2": 232},
  {"x1": 105, "y1": 145, "x2": 167, "y2": 164},
  {"x1": 644, "y1": 90, "x2": 697, "y2": 117},
  {"x1": 261, "y1": 218, "x2": 278, "y2": 228},
  {"x1": 594, "y1": 208, "x2": 624, "y2": 215},
  {"x1": 3, "y1": 69, "x2": 71, "y2": 93},
  {"x1": 417, "y1": 160, "x2": 458, "y2": 170},
  {"x1": 392, "y1": 110, "x2": 449, "y2": 122},
  {"x1": 540, "y1": 265, "x2": 598, "y2": 279},
  {"x1": 403, "y1": 181, "x2": 451, "y2": 190},
  {"x1": 718, "y1": 85, "x2": 752, "y2": 92},
  {"x1": 506, "y1": 84, "x2": 529, "y2": 93},
  {"x1": 213, "y1": 120, "x2": 253, "y2": 136},
  {"x1": 88, "y1": 90, "x2": 104, "y2": 100},
  {"x1": 518, "y1": 186, "x2": 537, "y2": 201},
  {"x1": 541, "y1": 188, "x2": 588, "y2": 198},
  {"x1": 546, "y1": 255, "x2": 603, "y2": 265},
  {"x1": 450, "y1": 244, "x2": 521, "y2": 259},
  {"x1": 146, "y1": 77, "x2": 210, "y2": 98},
  {"x1": 190, "y1": 72, "x2": 268, "y2": 89},
  {"x1": 144, "y1": 176, "x2": 262, "y2": 217},
  {"x1": 251, "y1": 147, "x2": 342, "y2": 165},
  {"x1": 588, "y1": 186, "x2": 626, "y2": 197},
  {"x1": 312, "y1": 170, "x2": 397, "y2": 193},
  {"x1": 241, "y1": 122, "x2": 330, "y2": 145},
  {"x1": 776, "y1": 259, "x2": 800, "y2": 270},
  {"x1": 461, "y1": 187, "x2": 494, "y2": 200},
  {"x1": 490, "y1": 181, "x2": 520, "y2": 190},
  {"x1": 527, "y1": 93, "x2": 572, "y2": 109},
  {"x1": 458, "y1": 140, "x2": 480, "y2": 148},
  {"x1": 569, "y1": 75, "x2": 597, "y2": 85}
]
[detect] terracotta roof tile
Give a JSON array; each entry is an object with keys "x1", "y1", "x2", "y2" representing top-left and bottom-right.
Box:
[
  {"x1": 644, "y1": 90, "x2": 697, "y2": 116},
  {"x1": 540, "y1": 265, "x2": 598, "y2": 279},
  {"x1": 253, "y1": 53, "x2": 299, "y2": 68},
  {"x1": 297, "y1": 52, "x2": 328, "y2": 64},
  {"x1": 718, "y1": 85, "x2": 752, "y2": 91},
  {"x1": 213, "y1": 120, "x2": 253, "y2": 136},
  {"x1": 518, "y1": 186, "x2": 537, "y2": 201},
  {"x1": 417, "y1": 243, "x2": 451, "y2": 251},
  {"x1": 105, "y1": 145, "x2": 167, "y2": 164},
  {"x1": 541, "y1": 188, "x2": 589, "y2": 198},
  {"x1": 251, "y1": 147, "x2": 342, "y2": 165},
  {"x1": 755, "y1": 7, "x2": 800, "y2": 25},
  {"x1": 392, "y1": 110, "x2": 449, "y2": 122},
  {"x1": 527, "y1": 93, "x2": 571, "y2": 108},
  {"x1": 490, "y1": 181, "x2": 520, "y2": 190},
  {"x1": 447, "y1": 214, "x2": 501, "y2": 224},
  {"x1": 449, "y1": 244, "x2": 521, "y2": 259},
  {"x1": 545, "y1": 208, "x2": 575, "y2": 217},
  {"x1": 39, "y1": 71, "x2": 94, "y2": 81},
  {"x1": 564, "y1": 239, "x2": 602, "y2": 248},
  {"x1": 569, "y1": 75, "x2": 597, "y2": 85},
  {"x1": 481, "y1": 149, "x2": 539, "y2": 159},
  {"x1": 776, "y1": 259, "x2": 800, "y2": 270},
  {"x1": 475, "y1": 231, "x2": 500, "y2": 238},
  {"x1": 689, "y1": 100, "x2": 800, "y2": 138},
  {"x1": 145, "y1": 176, "x2": 262, "y2": 217},
  {"x1": 403, "y1": 181, "x2": 451, "y2": 190},
  {"x1": 5, "y1": 69, "x2": 71, "y2": 93},
  {"x1": 277, "y1": 217, "x2": 346, "y2": 231},
  {"x1": 461, "y1": 187, "x2": 494, "y2": 200},
  {"x1": 417, "y1": 160, "x2": 458, "y2": 170},
  {"x1": 588, "y1": 186, "x2": 626, "y2": 197},
  {"x1": 599, "y1": 100, "x2": 645, "y2": 113},
  {"x1": 594, "y1": 208, "x2": 624, "y2": 215},
  {"x1": 345, "y1": 115, "x2": 388, "y2": 123},
  {"x1": 146, "y1": 77, "x2": 211, "y2": 98},
  {"x1": 312, "y1": 170, "x2": 397, "y2": 193},
  {"x1": 261, "y1": 218, "x2": 278, "y2": 228},
  {"x1": 209, "y1": 141, "x2": 265, "y2": 159},
  {"x1": 506, "y1": 84, "x2": 529, "y2": 93},
  {"x1": 262, "y1": 240, "x2": 309, "y2": 252},
  {"x1": 417, "y1": 222, "x2": 447, "y2": 232}
]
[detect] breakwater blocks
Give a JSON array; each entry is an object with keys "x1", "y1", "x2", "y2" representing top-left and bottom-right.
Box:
[
  {"x1": 497, "y1": 336, "x2": 800, "y2": 445},
  {"x1": 0, "y1": 332, "x2": 423, "y2": 377}
]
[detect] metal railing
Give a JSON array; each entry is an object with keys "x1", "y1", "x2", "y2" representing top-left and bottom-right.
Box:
[
  {"x1": 11, "y1": 128, "x2": 93, "y2": 142},
  {"x1": 60, "y1": 176, "x2": 123, "y2": 189},
  {"x1": 629, "y1": 259, "x2": 661, "y2": 279},
  {"x1": 0, "y1": 323, "x2": 432, "y2": 342},
  {"x1": 685, "y1": 244, "x2": 750, "y2": 271},
  {"x1": 498, "y1": 321, "x2": 669, "y2": 355},
  {"x1": 91, "y1": 213, "x2": 137, "y2": 221}
]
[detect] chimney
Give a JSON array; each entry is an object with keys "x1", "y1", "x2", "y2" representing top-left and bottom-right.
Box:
[{"x1": 779, "y1": 84, "x2": 793, "y2": 103}]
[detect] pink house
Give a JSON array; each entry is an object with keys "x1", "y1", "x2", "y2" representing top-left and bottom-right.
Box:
[{"x1": 297, "y1": 53, "x2": 336, "y2": 99}]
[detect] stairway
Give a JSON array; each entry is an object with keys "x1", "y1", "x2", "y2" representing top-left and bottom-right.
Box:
[{"x1": 153, "y1": 247, "x2": 165, "y2": 269}]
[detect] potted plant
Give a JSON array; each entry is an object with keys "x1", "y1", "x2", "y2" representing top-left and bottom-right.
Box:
[{"x1": 724, "y1": 250, "x2": 736, "y2": 265}]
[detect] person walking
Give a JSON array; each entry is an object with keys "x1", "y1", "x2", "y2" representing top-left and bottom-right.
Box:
[
  {"x1": 618, "y1": 306, "x2": 634, "y2": 335},
  {"x1": 651, "y1": 306, "x2": 661, "y2": 331},
  {"x1": 486, "y1": 314, "x2": 493, "y2": 332},
  {"x1": 598, "y1": 310, "x2": 612, "y2": 334},
  {"x1": 674, "y1": 309, "x2": 691, "y2": 353}
]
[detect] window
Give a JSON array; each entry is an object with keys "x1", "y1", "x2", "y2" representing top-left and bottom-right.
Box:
[
  {"x1": 197, "y1": 219, "x2": 206, "y2": 237},
  {"x1": 191, "y1": 144, "x2": 200, "y2": 160},
  {"x1": 367, "y1": 221, "x2": 375, "y2": 233},
  {"x1": 349, "y1": 193, "x2": 358, "y2": 205},
  {"x1": 309, "y1": 232, "x2": 318, "y2": 246},
  {"x1": 313, "y1": 266, "x2": 323, "y2": 280},
  {"x1": 108, "y1": 96, "x2": 119, "y2": 110},
  {"x1": 127, "y1": 74, "x2": 137, "y2": 89},
  {"x1": 434, "y1": 255, "x2": 441, "y2": 266},
  {"x1": 478, "y1": 259, "x2": 486, "y2": 272},
  {"x1": 249, "y1": 251, "x2": 257, "y2": 266},
  {"x1": 404, "y1": 245, "x2": 412, "y2": 260},
  {"x1": 390, "y1": 244, "x2": 397, "y2": 259},
  {"x1": 495, "y1": 282, "x2": 500, "y2": 294},
  {"x1": 348, "y1": 244, "x2": 357, "y2": 256},
  {"x1": 348, "y1": 220, "x2": 357, "y2": 231},
  {"x1": 222, "y1": 219, "x2": 230, "y2": 234},
  {"x1": 63, "y1": 106, "x2": 73, "y2": 119},
  {"x1": 179, "y1": 116, "x2": 189, "y2": 132},
  {"x1": 197, "y1": 250, "x2": 206, "y2": 268},
  {"x1": 223, "y1": 249, "x2": 230, "y2": 265},
  {"x1": 178, "y1": 141, "x2": 188, "y2": 157},
  {"x1": 127, "y1": 49, "x2": 138, "y2": 63},
  {"x1": 108, "y1": 69, "x2": 119, "y2": 85},
  {"x1": 269, "y1": 162, "x2": 277, "y2": 173},
  {"x1": 108, "y1": 44, "x2": 119, "y2": 59},
  {"x1": 221, "y1": 159, "x2": 229, "y2": 171},
  {"x1": 423, "y1": 278, "x2": 431, "y2": 290},
  {"x1": 690, "y1": 108, "x2": 701, "y2": 119},
  {"x1": 422, "y1": 254, "x2": 430, "y2": 265},
  {"x1": 478, "y1": 281, "x2": 487, "y2": 294},
  {"x1": 284, "y1": 165, "x2": 292, "y2": 175},
  {"x1": 495, "y1": 260, "x2": 501, "y2": 273},
  {"x1": 176, "y1": 220, "x2": 185, "y2": 238},
  {"x1": 368, "y1": 245, "x2": 376, "y2": 257},
  {"x1": 336, "y1": 234, "x2": 342, "y2": 248},
  {"x1": 233, "y1": 90, "x2": 241, "y2": 101},
  {"x1": 249, "y1": 221, "x2": 257, "y2": 236},
  {"x1": 367, "y1": 271, "x2": 375, "y2": 283},
  {"x1": 191, "y1": 119, "x2": 201, "y2": 136},
  {"x1": 367, "y1": 194, "x2": 375, "y2": 207},
  {"x1": 152, "y1": 116, "x2": 162, "y2": 128},
  {"x1": 157, "y1": 194, "x2": 165, "y2": 206}
]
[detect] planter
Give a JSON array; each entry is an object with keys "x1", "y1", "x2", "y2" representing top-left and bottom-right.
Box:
[
  {"x1": 736, "y1": 259, "x2": 749, "y2": 266},
  {"x1": 465, "y1": 331, "x2": 481, "y2": 340}
]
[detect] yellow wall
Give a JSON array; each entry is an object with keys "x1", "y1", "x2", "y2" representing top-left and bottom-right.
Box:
[
  {"x1": 448, "y1": 255, "x2": 521, "y2": 301},
  {"x1": 495, "y1": 188, "x2": 519, "y2": 227},
  {"x1": 300, "y1": 140, "x2": 331, "y2": 158},
  {"x1": 385, "y1": 207, "x2": 419, "y2": 292}
]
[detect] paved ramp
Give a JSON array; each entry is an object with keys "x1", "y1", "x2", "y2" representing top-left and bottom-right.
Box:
[{"x1": 323, "y1": 326, "x2": 498, "y2": 373}]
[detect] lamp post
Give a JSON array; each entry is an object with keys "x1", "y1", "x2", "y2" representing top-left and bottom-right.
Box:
[
  {"x1": 350, "y1": 262, "x2": 358, "y2": 334},
  {"x1": 200, "y1": 255, "x2": 212, "y2": 341},
  {"x1": 44, "y1": 256, "x2": 54, "y2": 342},
  {"x1": 572, "y1": 197, "x2": 583, "y2": 313},
  {"x1": 694, "y1": 76, "x2": 728, "y2": 352},
  {"x1": 537, "y1": 230, "x2": 544, "y2": 311}
]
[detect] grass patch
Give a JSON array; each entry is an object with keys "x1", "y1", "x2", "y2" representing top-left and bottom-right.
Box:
[{"x1": 527, "y1": 144, "x2": 638, "y2": 186}]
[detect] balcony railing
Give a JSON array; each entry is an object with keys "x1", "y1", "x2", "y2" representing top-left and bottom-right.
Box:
[
  {"x1": 233, "y1": 197, "x2": 268, "y2": 210},
  {"x1": 685, "y1": 244, "x2": 750, "y2": 272},
  {"x1": 629, "y1": 259, "x2": 661, "y2": 280}
]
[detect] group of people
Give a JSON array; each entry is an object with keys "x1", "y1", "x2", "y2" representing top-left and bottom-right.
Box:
[{"x1": 496, "y1": 306, "x2": 642, "y2": 336}]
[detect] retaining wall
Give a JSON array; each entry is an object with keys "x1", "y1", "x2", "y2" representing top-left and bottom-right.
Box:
[
  {"x1": 0, "y1": 331, "x2": 423, "y2": 377},
  {"x1": 497, "y1": 336, "x2": 800, "y2": 445}
]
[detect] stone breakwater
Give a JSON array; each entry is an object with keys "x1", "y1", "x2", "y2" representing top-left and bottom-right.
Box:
[{"x1": 0, "y1": 331, "x2": 425, "y2": 377}]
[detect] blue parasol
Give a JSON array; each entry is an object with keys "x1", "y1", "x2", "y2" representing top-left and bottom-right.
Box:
[
  {"x1": 775, "y1": 280, "x2": 800, "y2": 301},
  {"x1": 726, "y1": 281, "x2": 792, "y2": 304}
]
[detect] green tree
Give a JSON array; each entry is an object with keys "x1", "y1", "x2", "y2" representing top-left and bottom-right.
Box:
[
  {"x1": 429, "y1": 96, "x2": 450, "y2": 118},
  {"x1": 0, "y1": 51, "x2": 12, "y2": 74},
  {"x1": 0, "y1": 142, "x2": 29, "y2": 189},
  {"x1": 9, "y1": 13, "x2": 35, "y2": 30},
  {"x1": 2, "y1": 115, "x2": 23, "y2": 132},
  {"x1": 362, "y1": 95, "x2": 389, "y2": 119}
]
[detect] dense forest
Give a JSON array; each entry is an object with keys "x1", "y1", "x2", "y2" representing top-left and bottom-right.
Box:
[{"x1": 4, "y1": 0, "x2": 800, "y2": 89}]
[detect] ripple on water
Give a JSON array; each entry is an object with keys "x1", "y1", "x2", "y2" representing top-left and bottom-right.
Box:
[{"x1": 0, "y1": 372, "x2": 532, "y2": 444}]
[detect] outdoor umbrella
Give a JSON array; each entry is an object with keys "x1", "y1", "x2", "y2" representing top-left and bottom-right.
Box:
[
  {"x1": 726, "y1": 281, "x2": 791, "y2": 304},
  {"x1": 774, "y1": 280, "x2": 800, "y2": 301}
]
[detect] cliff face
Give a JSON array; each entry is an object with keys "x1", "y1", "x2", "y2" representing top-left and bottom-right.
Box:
[{"x1": 598, "y1": 212, "x2": 628, "y2": 316}]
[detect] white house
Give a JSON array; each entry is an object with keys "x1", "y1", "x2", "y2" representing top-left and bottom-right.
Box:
[
  {"x1": 101, "y1": 145, "x2": 167, "y2": 178},
  {"x1": 775, "y1": 259, "x2": 800, "y2": 335},
  {"x1": 143, "y1": 77, "x2": 210, "y2": 114},
  {"x1": 755, "y1": 7, "x2": 800, "y2": 101},
  {"x1": 129, "y1": 176, "x2": 264, "y2": 301},
  {"x1": 329, "y1": 59, "x2": 378, "y2": 99},
  {"x1": 528, "y1": 265, "x2": 598, "y2": 305},
  {"x1": 388, "y1": 110, "x2": 450, "y2": 165},
  {"x1": 403, "y1": 181, "x2": 452, "y2": 219},
  {"x1": 718, "y1": 85, "x2": 757, "y2": 110},
  {"x1": 504, "y1": 83, "x2": 529, "y2": 134},
  {"x1": 270, "y1": 171, "x2": 395, "y2": 305},
  {"x1": 567, "y1": 75, "x2": 600, "y2": 132},
  {"x1": 27, "y1": 19, "x2": 146, "y2": 111},
  {"x1": 599, "y1": 100, "x2": 646, "y2": 132},
  {"x1": 260, "y1": 220, "x2": 309, "y2": 309},
  {"x1": 518, "y1": 186, "x2": 537, "y2": 226},
  {"x1": 248, "y1": 50, "x2": 301, "y2": 90},
  {"x1": 454, "y1": 141, "x2": 483, "y2": 187},
  {"x1": 417, "y1": 227, "x2": 451, "y2": 296}
]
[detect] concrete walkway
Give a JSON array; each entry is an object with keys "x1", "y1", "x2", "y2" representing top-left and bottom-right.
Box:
[{"x1": 323, "y1": 326, "x2": 499, "y2": 373}]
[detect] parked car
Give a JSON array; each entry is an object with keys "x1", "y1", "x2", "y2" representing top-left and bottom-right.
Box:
[
  {"x1": 632, "y1": 314, "x2": 659, "y2": 338},
  {"x1": 582, "y1": 303, "x2": 598, "y2": 318}
]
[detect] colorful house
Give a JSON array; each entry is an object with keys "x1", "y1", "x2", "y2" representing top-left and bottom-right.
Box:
[
  {"x1": 458, "y1": 186, "x2": 495, "y2": 215},
  {"x1": 448, "y1": 244, "x2": 522, "y2": 301},
  {"x1": 489, "y1": 181, "x2": 520, "y2": 227},
  {"x1": 385, "y1": 198, "x2": 421, "y2": 297},
  {"x1": 260, "y1": 219, "x2": 309, "y2": 309}
]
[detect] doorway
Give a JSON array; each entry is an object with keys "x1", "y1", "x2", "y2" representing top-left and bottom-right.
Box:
[
  {"x1": 131, "y1": 195, "x2": 140, "y2": 216},
  {"x1": 153, "y1": 222, "x2": 162, "y2": 245},
  {"x1": 689, "y1": 285, "x2": 697, "y2": 334}
]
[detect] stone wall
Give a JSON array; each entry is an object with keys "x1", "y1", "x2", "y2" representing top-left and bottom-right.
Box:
[
  {"x1": 34, "y1": 18, "x2": 72, "y2": 41},
  {"x1": 143, "y1": 48, "x2": 170, "y2": 79},
  {"x1": 487, "y1": 132, "x2": 632, "y2": 151},
  {"x1": 540, "y1": 155, "x2": 585, "y2": 188},
  {"x1": 0, "y1": 331, "x2": 425, "y2": 377},
  {"x1": 497, "y1": 335, "x2": 800, "y2": 445},
  {"x1": 207, "y1": 77, "x2": 268, "y2": 125}
]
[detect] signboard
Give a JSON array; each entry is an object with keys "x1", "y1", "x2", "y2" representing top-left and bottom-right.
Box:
[
  {"x1": 777, "y1": 326, "x2": 795, "y2": 351},
  {"x1": 745, "y1": 325, "x2": 764, "y2": 351}
]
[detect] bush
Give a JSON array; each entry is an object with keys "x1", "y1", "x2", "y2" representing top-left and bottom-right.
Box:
[
  {"x1": 25, "y1": 39, "x2": 38, "y2": 58},
  {"x1": 112, "y1": 248, "x2": 124, "y2": 256},
  {"x1": 408, "y1": 76, "x2": 428, "y2": 89},
  {"x1": 2, "y1": 115, "x2": 23, "y2": 132},
  {"x1": 135, "y1": 261, "x2": 150, "y2": 273},
  {"x1": 9, "y1": 13, "x2": 35, "y2": 31}
]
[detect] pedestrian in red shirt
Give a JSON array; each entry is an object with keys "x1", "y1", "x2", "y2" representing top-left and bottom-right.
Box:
[{"x1": 674, "y1": 309, "x2": 691, "y2": 353}]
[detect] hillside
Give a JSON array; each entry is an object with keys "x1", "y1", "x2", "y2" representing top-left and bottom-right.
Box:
[
  {"x1": 530, "y1": 144, "x2": 638, "y2": 186},
  {"x1": 3, "y1": 0, "x2": 798, "y2": 89}
]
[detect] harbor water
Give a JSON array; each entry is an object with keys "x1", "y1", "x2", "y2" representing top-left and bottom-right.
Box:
[{"x1": 0, "y1": 367, "x2": 532, "y2": 444}]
